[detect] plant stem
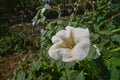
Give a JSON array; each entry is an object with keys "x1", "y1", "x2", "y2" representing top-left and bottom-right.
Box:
[{"x1": 98, "y1": 13, "x2": 120, "y2": 27}]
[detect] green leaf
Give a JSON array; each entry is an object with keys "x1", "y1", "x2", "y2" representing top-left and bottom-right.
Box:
[
  {"x1": 76, "y1": 71, "x2": 85, "y2": 80},
  {"x1": 110, "y1": 67, "x2": 119, "y2": 80},
  {"x1": 70, "y1": 71, "x2": 80, "y2": 80},
  {"x1": 101, "y1": 47, "x2": 111, "y2": 59},
  {"x1": 111, "y1": 34, "x2": 120, "y2": 44},
  {"x1": 94, "y1": 26, "x2": 100, "y2": 32},
  {"x1": 110, "y1": 47, "x2": 120, "y2": 52},
  {"x1": 65, "y1": 62, "x2": 76, "y2": 69},
  {"x1": 31, "y1": 60, "x2": 41, "y2": 71},
  {"x1": 100, "y1": 38, "x2": 109, "y2": 46},
  {"x1": 111, "y1": 57, "x2": 120, "y2": 67},
  {"x1": 98, "y1": 30, "x2": 112, "y2": 35},
  {"x1": 111, "y1": 28, "x2": 120, "y2": 33},
  {"x1": 104, "y1": 59, "x2": 111, "y2": 70},
  {"x1": 17, "y1": 72, "x2": 26, "y2": 80},
  {"x1": 37, "y1": 17, "x2": 46, "y2": 24},
  {"x1": 97, "y1": 16, "x2": 104, "y2": 23},
  {"x1": 91, "y1": 33, "x2": 100, "y2": 41},
  {"x1": 87, "y1": 45, "x2": 96, "y2": 60},
  {"x1": 65, "y1": 69, "x2": 76, "y2": 80},
  {"x1": 44, "y1": 4, "x2": 51, "y2": 9}
]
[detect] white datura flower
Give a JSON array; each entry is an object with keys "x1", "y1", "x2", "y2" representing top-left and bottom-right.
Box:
[
  {"x1": 48, "y1": 26, "x2": 90, "y2": 62},
  {"x1": 48, "y1": 26, "x2": 100, "y2": 62}
]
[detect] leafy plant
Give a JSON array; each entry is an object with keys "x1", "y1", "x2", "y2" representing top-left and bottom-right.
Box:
[
  {"x1": 12, "y1": 0, "x2": 120, "y2": 80},
  {"x1": 0, "y1": 28, "x2": 40, "y2": 56}
]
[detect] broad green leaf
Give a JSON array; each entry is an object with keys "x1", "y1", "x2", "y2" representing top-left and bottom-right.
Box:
[
  {"x1": 110, "y1": 52, "x2": 120, "y2": 58},
  {"x1": 104, "y1": 60, "x2": 111, "y2": 70},
  {"x1": 111, "y1": 57, "x2": 120, "y2": 67},
  {"x1": 66, "y1": 70, "x2": 77, "y2": 80},
  {"x1": 111, "y1": 34, "x2": 120, "y2": 44},
  {"x1": 91, "y1": 33, "x2": 100, "y2": 41},
  {"x1": 76, "y1": 71, "x2": 85, "y2": 80},
  {"x1": 87, "y1": 45, "x2": 96, "y2": 60},
  {"x1": 94, "y1": 26, "x2": 100, "y2": 32},
  {"x1": 101, "y1": 47, "x2": 111, "y2": 58},
  {"x1": 70, "y1": 71, "x2": 80, "y2": 80},
  {"x1": 65, "y1": 62, "x2": 76, "y2": 69},
  {"x1": 100, "y1": 38, "x2": 109, "y2": 46},
  {"x1": 110, "y1": 67, "x2": 119, "y2": 80},
  {"x1": 98, "y1": 30, "x2": 112, "y2": 35},
  {"x1": 17, "y1": 72, "x2": 26, "y2": 80},
  {"x1": 104, "y1": 57, "x2": 120, "y2": 71},
  {"x1": 44, "y1": 4, "x2": 51, "y2": 9}
]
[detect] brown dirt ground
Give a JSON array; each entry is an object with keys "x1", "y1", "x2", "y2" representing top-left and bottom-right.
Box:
[
  {"x1": 0, "y1": 23, "x2": 34, "y2": 80},
  {"x1": 0, "y1": 53, "x2": 25, "y2": 80}
]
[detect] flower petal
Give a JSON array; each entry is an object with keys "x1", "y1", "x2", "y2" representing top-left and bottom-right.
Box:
[
  {"x1": 48, "y1": 48, "x2": 74, "y2": 62},
  {"x1": 52, "y1": 30, "x2": 68, "y2": 48},
  {"x1": 74, "y1": 28, "x2": 90, "y2": 43},
  {"x1": 72, "y1": 38, "x2": 90, "y2": 61},
  {"x1": 48, "y1": 26, "x2": 91, "y2": 62},
  {"x1": 93, "y1": 44, "x2": 101, "y2": 59}
]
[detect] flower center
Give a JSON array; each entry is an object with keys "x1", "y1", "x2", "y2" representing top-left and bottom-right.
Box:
[{"x1": 63, "y1": 30, "x2": 76, "y2": 49}]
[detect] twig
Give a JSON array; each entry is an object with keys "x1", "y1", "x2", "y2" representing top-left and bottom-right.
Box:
[
  {"x1": 98, "y1": 13, "x2": 120, "y2": 27},
  {"x1": 90, "y1": 0, "x2": 95, "y2": 12}
]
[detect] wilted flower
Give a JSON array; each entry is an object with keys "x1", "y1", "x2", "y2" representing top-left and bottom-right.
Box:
[{"x1": 48, "y1": 26, "x2": 91, "y2": 62}]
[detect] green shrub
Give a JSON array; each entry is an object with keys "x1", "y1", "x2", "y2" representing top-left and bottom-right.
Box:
[
  {"x1": 12, "y1": 0, "x2": 120, "y2": 80},
  {"x1": 0, "y1": 28, "x2": 40, "y2": 56}
]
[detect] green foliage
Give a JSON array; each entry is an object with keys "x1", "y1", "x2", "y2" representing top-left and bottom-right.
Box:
[
  {"x1": 12, "y1": 0, "x2": 120, "y2": 80},
  {"x1": 0, "y1": 28, "x2": 39, "y2": 56}
]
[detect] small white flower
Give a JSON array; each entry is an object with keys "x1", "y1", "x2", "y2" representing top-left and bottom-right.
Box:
[
  {"x1": 48, "y1": 26, "x2": 90, "y2": 62},
  {"x1": 93, "y1": 44, "x2": 101, "y2": 59},
  {"x1": 41, "y1": 8, "x2": 46, "y2": 14},
  {"x1": 32, "y1": 21, "x2": 36, "y2": 26}
]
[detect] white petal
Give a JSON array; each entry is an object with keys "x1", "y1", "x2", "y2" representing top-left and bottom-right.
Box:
[
  {"x1": 32, "y1": 21, "x2": 35, "y2": 26},
  {"x1": 52, "y1": 31, "x2": 67, "y2": 47},
  {"x1": 54, "y1": 29, "x2": 74, "y2": 49},
  {"x1": 74, "y1": 28, "x2": 90, "y2": 43},
  {"x1": 41, "y1": 8, "x2": 46, "y2": 14},
  {"x1": 72, "y1": 38, "x2": 90, "y2": 61},
  {"x1": 62, "y1": 57, "x2": 75, "y2": 62},
  {"x1": 65, "y1": 26, "x2": 75, "y2": 30},
  {"x1": 48, "y1": 48, "x2": 73, "y2": 62},
  {"x1": 65, "y1": 26, "x2": 73, "y2": 39},
  {"x1": 48, "y1": 26, "x2": 91, "y2": 62},
  {"x1": 93, "y1": 44, "x2": 101, "y2": 59},
  {"x1": 65, "y1": 26, "x2": 76, "y2": 44},
  {"x1": 52, "y1": 35, "x2": 63, "y2": 44}
]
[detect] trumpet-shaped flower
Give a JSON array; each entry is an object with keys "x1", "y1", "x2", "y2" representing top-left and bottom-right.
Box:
[{"x1": 48, "y1": 26, "x2": 91, "y2": 62}]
